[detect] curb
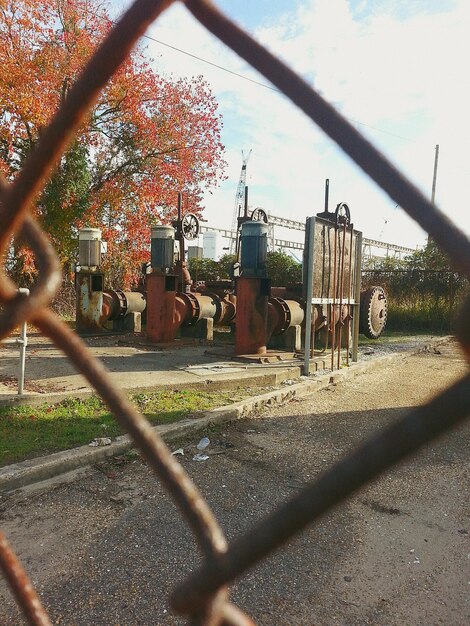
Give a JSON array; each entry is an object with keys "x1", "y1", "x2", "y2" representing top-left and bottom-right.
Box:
[
  {"x1": 0, "y1": 366, "x2": 302, "y2": 408},
  {"x1": 0, "y1": 338, "x2": 451, "y2": 493}
]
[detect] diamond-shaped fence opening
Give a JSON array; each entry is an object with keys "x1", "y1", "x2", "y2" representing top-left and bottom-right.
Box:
[{"x1": 1, "y1": 1, "x2": 469, "y2": 624}]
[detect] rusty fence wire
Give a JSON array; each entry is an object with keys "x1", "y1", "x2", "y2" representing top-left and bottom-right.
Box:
[{"x1": 1, "y1": 0, "x2": 470, "y2": 624}]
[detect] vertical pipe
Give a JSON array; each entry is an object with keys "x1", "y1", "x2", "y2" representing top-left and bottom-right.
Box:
[
  {"x1": 345, "y1": 225, "x2": 354, "y2": 366},
  {"x1": 324, "y1": 223, "x2": 330, "y2": 355},
  {"x1": 352, "y1": 231, "x2": 363, "y2": 362},
  {"x1": 330, "y1": 227, "x2": 338, "y2": 371},
  {"x1": 18, "y1": 322, "x2": 27, "y2": 396},
  {"x1": 146, "y1": 274, "x2": 177, "y2": 343},
  {"x1": 324, "y1": 307, "x2": 329, "y2": 353},
  {"x1": 311, "y1": 307, "x2": 315, "y2": 359},
  {"x1": 235, "y1": 277, "x2": 268, "y2": 356},
  {"x1": 177, "y1": 192, "x2": 184, "y2": 291},
  {"x1": 17, "y1": 288, "x2": 30, "y2": 395},
  {"x1": 244, "y1": 185, "x2": 249, "y2": 217},
  {"x1": 303, "y1": 217, "x2": 315, "y2": 376},
  {"x1": 337, "y1": 222, "x2": 347, "y2": 370},
  {"x1": 324, "y1": 178, "x2": 329, "y2": 212}
]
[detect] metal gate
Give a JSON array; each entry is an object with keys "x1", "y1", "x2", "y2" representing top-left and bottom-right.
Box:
[{"x1": 1, "y1": 1, "x2": 469, "y2": 625}]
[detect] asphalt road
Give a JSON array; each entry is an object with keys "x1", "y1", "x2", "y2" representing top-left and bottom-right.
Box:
[{"x1": 0, "y1": 338, "x2": 469, "y2": 625}]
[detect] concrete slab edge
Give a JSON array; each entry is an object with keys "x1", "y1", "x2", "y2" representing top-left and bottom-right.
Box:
[
  {"x1": 0, "y1": 338, "x2": 452, "y2": 493},
  {"x1": 0, "y1": 367, "x2": 302, "y2": 408}
]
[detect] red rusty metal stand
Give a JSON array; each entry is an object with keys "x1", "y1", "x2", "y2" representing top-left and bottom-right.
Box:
[{"x1": 234, "y1": 276, "x2": 270, "y2": 356}]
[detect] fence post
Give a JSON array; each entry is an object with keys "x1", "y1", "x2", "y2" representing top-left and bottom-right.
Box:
[{"x1": 17, "y1": 288, "x2": 30, "y2": 395}]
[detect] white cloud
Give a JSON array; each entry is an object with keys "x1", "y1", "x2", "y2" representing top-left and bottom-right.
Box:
[{"x1": 137, "y1": 0, "x2": 470, "y2": 250}]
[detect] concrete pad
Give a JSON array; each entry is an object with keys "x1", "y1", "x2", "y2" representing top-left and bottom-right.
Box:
[
  {"x1": 0, "y1": 350, "x2": 404, "y2": 492},
  {"x1": 0, "y1": 331, "x2": 450, "y2": 405},
  {"x1": 0, "y1": 331, "x2": 304, "y2": 405}
]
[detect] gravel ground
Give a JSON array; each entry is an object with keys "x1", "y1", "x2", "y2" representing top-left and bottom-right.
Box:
[{"x1": 0, "y1": 337, "x2": 469, "y2": 625}]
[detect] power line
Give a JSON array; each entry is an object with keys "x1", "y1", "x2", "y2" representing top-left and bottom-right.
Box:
[
  {"x1": 346, "y1": 118, "x2": 408, "y2": 140},
  {"x1": 89, "y1": 5, "x2": 278, "y2": 92},
  {"x1": 92, "y1": 6, "x2": 412, "y2": 142},
  {"x1": 140, "y1": 29, "x2": 409, "y2": 140},
  {"x1": 143, "y1": 33, "x2": 280, "y2": 93}
]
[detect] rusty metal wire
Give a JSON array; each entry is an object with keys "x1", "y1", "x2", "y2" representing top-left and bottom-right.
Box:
[
  {"x1": 0, "y1": 531, "x2": 52, "y2": 626},
  {"x1": 1, "y1": 0, "x2": 470, "y2": 624}
]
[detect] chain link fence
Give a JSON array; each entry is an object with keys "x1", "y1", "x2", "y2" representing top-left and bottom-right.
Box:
[
  {"x1": 1, "y1": 1, "x2": 470, "y2": 624},
  {"x1": 362, "y1": 269, "x2": 469, "y2": 332}
]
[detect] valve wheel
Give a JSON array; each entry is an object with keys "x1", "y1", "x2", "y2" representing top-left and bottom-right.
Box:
[
  {"x1": 335, "y1": 202, "x2": 351, "y2": 227},
  {"x1": 360, "y1": 286, "x2": 388, "y2": 339},
  {"x1": 251, "y1": 208, "x2": 268, "y2": 223},
  {"x1": 182, "y1": 213, "x2": 200, "y2": 240}
]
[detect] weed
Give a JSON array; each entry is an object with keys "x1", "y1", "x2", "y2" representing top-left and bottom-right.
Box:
[
  {"x1": 362, "y1": 268, "x2": 467, "y2": 333},
  {"x1": 0, "y1": 387, "x2": 260, "y2": 466}
]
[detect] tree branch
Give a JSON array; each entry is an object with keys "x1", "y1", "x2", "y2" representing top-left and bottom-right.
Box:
[{"x1": 90, "y1": 144, "x2": 188, "y2": 193}]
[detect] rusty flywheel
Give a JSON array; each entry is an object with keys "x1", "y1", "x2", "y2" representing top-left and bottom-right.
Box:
[{"x1": 360, "y1": 286, "x2": 388, "y2": 339}]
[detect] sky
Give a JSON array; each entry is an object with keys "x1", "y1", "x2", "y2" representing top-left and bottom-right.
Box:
[{"x1": 109, "y1": 0, "x2": 470, "y2": 249}]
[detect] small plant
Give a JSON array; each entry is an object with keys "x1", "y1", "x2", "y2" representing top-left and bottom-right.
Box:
[{"x1": 0, "y1": 387, "x2": 262, "y2": 465}]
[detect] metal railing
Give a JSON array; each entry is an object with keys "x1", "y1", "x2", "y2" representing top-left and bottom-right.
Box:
[
  {"x1": 1, "y1": 1, "x2": 469, "y2": 624},
  {"x1": 201, "y1": 222, "x2": 418, "y2": 257}
]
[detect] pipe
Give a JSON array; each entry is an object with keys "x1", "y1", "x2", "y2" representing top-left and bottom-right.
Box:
[
  {"x1": 303, "y1": 216, "x2": 315, "y2": 375},
  {"x1": 75, "y1": 271, "x2": 105, "y2": 332},
  {"x1": 346, "y1": 225, "x2": 354, "y2": 366},
  {"x1": 235, "y1": 277, "x2": 268, "y2": 355},
  {"x1": 267, "y1": 298, "x2": 305, "y2": 338},
  {"x1": 213, "y1": 293, "x2": 236, "y2": 325},
  {"x1": 17, "y1": 288, "x2": 29, "y2": 395},
  {"x1": 337, "y1": 222, "x2": 347, "y2": 370},
  {"x1": 177, "y1": 192, "x2": 184, "y2": 291},
  {"x1": 103, "y1": 290, "x2": 146, "y2": 321},
  {"x1": 146, "y1": 273, "x2": 177, "y2": 343},
  {"x1": 176, "y1": 292, "x2": 217, "y2": 327},
  {"x1": 162, "y1": 292, "x2": 236, "y2": 337},
  {"x1": 192, "y1": 286, "x2": 237, "y2": 325},
  {"x1": 330, "y1": 227, "x2": 338, "y2": 370}
]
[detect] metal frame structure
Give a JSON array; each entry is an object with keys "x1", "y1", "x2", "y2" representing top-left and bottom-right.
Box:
[
  {"x1": 201, "y1": 223, "x2": 416, "y2": 259},
  {"x1": 200, "y1": 224, "x2": 305, "y2": 252},
  {"x1": 303, "y1": 217, "x2": 316, "y2": 376},
  {"x1": 1, "y1": 2, "x2": 470, "y2": 625},
  {"x1": 302, "y1": 214, "x2": 361, "y2": 376}
]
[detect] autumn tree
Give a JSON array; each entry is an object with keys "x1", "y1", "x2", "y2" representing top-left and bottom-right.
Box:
[{"x1": 0, "y1": 0, "x2": 226, "y2": 287}]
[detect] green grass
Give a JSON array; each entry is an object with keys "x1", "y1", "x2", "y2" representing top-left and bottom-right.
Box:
[
  {"x1": 0, "y1": 388, "x2": 249, "y2": 466},
  {"x1": 358, "y1": 329, "x2": 448, "y2": 346},
  {"x1": 384, "y1": 304, "x2": 456, "y2": 333}
]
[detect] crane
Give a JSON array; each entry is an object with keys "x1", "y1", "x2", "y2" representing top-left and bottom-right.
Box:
[{"x1": 230, "y1": 149, "x2": 252, "y2": 253}]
